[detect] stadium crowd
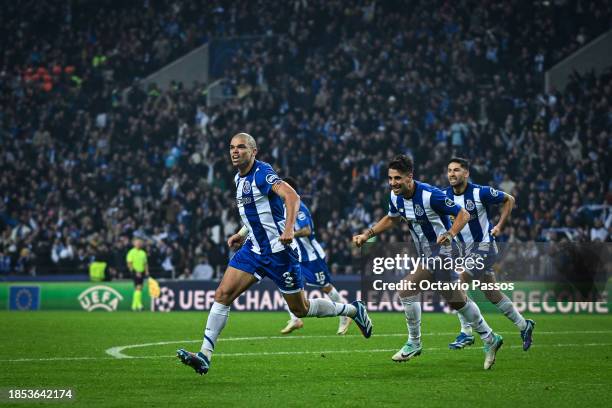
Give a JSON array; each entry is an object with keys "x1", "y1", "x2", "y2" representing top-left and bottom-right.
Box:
[{"x1": 1, "y1": 0, "x2": 610, "y2": 278}]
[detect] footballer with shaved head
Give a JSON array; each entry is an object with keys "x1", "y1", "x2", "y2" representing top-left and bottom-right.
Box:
[{"x1": 177, "y1": 133, "x2": 372, "y2": 376}]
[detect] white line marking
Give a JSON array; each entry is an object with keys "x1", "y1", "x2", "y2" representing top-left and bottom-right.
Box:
[
  {"x1": 106, "y1": 340, "x2": 196, "y2": 359},
  {"x1": 214, "y1": 342, "x2": 612, "y2": 357},
  {"x1": 3, "y1": 342, "x2": 612, "y2": 363},
  {"x1": 104, "y1": 330, "x2": 612, "y2": 359}
]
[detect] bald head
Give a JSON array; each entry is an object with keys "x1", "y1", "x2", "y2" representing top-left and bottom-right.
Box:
[
  {"x1": 230, "y1": 133, "x2": 258, "y2": 173},
  {"x1": 232, "y1": 133, "x2": 257, "y2": 149}
]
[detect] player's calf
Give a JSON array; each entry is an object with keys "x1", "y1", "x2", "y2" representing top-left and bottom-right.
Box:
[{"x1": 286, "y1": 296, "x2": 310, "y2": 318}]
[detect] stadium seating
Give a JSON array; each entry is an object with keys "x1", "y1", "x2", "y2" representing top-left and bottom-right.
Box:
[{"x1": 0, "y1": 0, "x2": 610, "y2": 278}]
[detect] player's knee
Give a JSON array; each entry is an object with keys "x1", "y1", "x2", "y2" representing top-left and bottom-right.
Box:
[
  {"x1": 398, "y1": 289, "x2": 417, "y2": 299},
  {"x1": 485, "y1": 290, "x2": 503, "y2": 303},
  {"x1": 448, "y1": 301, "x2": 466, "y2": 311},
  {"x1": 214, "y1": 287, "x2": 233, "y2": 305}
]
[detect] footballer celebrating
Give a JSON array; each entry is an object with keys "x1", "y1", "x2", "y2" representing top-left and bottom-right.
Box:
[
  {"x1": 445, "y1": 157, "x2": 535, "y2": 350},
  {"x1": 177, "y1": 133, "x2": 372, "y2": 376},
  {"x1": 353, "y1": 155, "x2": 503, "y2": 369}
]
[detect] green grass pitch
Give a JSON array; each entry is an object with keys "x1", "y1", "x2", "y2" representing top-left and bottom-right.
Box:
[{"x1": 1, "y1": 311, "x2": 611, "y2": 407}]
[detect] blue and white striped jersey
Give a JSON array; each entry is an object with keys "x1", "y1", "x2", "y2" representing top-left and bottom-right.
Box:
[
  {"x1": 235, "y1": 160, "x2": 298, "y2": 255},
  {"x1": 294, "y1": 202, "x2": 326, "y2": 262},
  {"x1": 388, "y1": 181, "x2": 462, "y2": 256},
  {"x1": 444, "y1": 182, "x2": 505, "y2": 253}
]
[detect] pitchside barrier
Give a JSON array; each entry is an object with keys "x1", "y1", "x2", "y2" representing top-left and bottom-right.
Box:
[{"x1": 0, "y1": 280, "x2": 609, "y2": 314}]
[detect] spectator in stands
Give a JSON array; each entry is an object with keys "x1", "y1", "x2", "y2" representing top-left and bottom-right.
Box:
[
  {"x1": 0, "y1": 248, "x2": 11, "y2": 275},
  {"x1": 191, "y1": 256, "x2": 214, "y2": 280},
  {"x1": 590, "y1": 219, "x2": 609, "y2": 242},
  {"x1": 0, "y1": 0, "x2": 609, "y2": 278}
]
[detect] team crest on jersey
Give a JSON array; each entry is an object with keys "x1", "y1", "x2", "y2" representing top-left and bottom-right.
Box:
[
  {"x1": 490, "y1": 188, "x2": 499, "y2": 197},
  {"x1": 445, "y1": 198, "x2": 455, "y2": 207},
  {"x1": 266, "y1": 174, "x2": 281, "y2": 185},
  {"x1": 465, "y1": 199, "x2": 475, "y2": 211},
  {"x1": 414, "y1": 204, "x2": 425, "y2": 216},
  {"x1": 297, "y1": 212, "x2": 307, "y2": 221},
  {"x1": 242, "y1": 181, "x2": 252, "y2": 194}
]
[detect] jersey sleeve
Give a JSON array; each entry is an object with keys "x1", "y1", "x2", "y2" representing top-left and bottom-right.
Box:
[
  {"x1": 126, "y1": 249, "x2": 133, "y2": 263},
  {"x1": 254, "y1": 164, "x2": 282, "y2": 195},
  {"x1": 430, "y1": 188, "x2": 461, "y2": 216},
  {"x1": 480, "y1": 186, "x2": 505, "y2": 205},
  {"x1": 388, "y1": 194, "x2": 400, "y2": 217}
]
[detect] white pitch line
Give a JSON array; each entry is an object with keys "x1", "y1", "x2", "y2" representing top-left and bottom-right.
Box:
[
  {"x1": 104, "y1": 330, "x2": 612, "y2": 359},
  {"x1": 2, "y1": 342, "x2": 612, "y2": 363},
  {"x1": 214, "y1": 342, "x2": 612, "y2": 357},
  {"x1": 106, "y1": 340, "x2": 197, "y2": 359}
]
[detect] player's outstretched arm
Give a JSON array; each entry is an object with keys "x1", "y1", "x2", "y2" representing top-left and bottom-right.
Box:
[
  {"x1": 353, "y1": 215, "x2": 400, "y2": 247},
  {"x1": 294, "y1": 226, "x2": 312, "y2": 238},
  {"x1": 438, "y1": 208, "x2": 470, "y2": 245},
  {"x1": 491, "y1": 193, "x2": 515, "y2": 237},
  {"x1": 272, "y1": 181, "x2": 300, "y2": 244}
]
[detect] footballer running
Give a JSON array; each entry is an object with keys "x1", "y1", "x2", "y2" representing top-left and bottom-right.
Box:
[
  {"x1": 445, "y1": 157, "x2": 535, "y2": 351},
  {"x1": 176, "y1": 133, "x2": 372, "y2": 376},
  {"x1": 353, "y1": 155, "x2": 503, "y2": 370}
]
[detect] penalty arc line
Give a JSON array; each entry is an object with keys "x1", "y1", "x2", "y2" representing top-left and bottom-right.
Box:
[
  {"x1": 105, "y1": 330, "x2": 612, "y2": 359},
  {"x1": 2, "y1": 342, "x2": 612, "y2": 363}
]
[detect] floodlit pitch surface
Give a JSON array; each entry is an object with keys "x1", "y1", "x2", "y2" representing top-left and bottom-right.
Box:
[{"x1": 1, "y1": 311, "x2": 610, "y2": 407}]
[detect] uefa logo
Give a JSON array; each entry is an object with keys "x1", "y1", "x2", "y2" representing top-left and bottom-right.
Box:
[{"x1": 78, "y1": 286, "x2": 123, "y2": 312}]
